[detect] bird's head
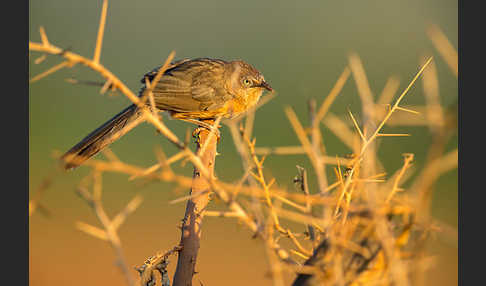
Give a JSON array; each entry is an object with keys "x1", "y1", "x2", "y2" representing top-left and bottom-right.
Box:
[{"x1": 226, "y1": 60, "x2": 273, "y2": 102}]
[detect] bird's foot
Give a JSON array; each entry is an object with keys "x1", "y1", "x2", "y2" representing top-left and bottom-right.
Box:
[{"x1": 192, "y1": 125, "x2": 221, "y2": 142}]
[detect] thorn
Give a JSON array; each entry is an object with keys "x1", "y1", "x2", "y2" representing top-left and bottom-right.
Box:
[
  {"x1": 39, "y1": 26, "x2": 49, "y2": 46},
  {"x1": 259, "y1": 155, "x2": 267, "y2": 165},
  {"x1": 267, "y1": 178, "x2": 276, "y2": 189},
  {"x1": 396, "y1": 106, "x2": 420, "y2": 115},
  {"x1": 34, "y1": 54, "x2": 47, "y2": 64},
  {"x1": 249, "y1": 171, "x2": 260, "y2": 181},
  {"x1": 99, "y1": 79, "x2": 113, "y2": 94},
  {"x1": 348, "y1": 108, "x2": 366, "y2": 142}
]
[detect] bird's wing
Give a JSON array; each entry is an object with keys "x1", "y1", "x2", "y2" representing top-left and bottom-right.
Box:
[{"x1": 140, "y1": 58, "x2": 232, "y2": 113}]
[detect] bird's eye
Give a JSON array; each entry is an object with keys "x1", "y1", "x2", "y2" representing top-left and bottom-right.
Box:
[{"x1": 242, "y1": 78, "x2": 252, "y2": 87}]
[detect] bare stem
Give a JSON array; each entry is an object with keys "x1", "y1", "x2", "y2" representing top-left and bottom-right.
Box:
[{"x1": 173, "y1": 120, "x2": 219, "y2": 286}]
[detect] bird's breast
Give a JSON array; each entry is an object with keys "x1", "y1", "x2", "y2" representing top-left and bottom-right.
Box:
[
  {"x1": 246, "y1": 89, "x2": 264, "y2": 108},
  {"x1": 224, "y1": 89, "x2": 263, "y2": 118}
]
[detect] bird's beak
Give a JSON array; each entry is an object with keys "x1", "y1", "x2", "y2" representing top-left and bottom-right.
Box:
[{"x1": 259, "y1": 81, "x2": 273, "y2": 92}]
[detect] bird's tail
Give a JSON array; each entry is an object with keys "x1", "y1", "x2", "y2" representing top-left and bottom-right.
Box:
[{"x1": 61, "y1": 104, "x2": 142, "y2": 170}]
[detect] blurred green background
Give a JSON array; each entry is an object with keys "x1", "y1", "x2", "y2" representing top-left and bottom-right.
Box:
[{"x1": 29, "y1": 0, "x2": 457, "y2": 285}]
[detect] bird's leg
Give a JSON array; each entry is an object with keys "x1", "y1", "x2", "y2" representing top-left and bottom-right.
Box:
[{"x1": 179, "y1": 118, "x2": 221, "y2": 140}]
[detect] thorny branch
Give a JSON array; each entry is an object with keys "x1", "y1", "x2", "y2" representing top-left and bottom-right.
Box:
[{"x1": 76, "y1": 171, "x2": 142, "y2": 286}]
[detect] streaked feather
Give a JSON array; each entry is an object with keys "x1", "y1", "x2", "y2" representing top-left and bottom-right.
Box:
[{"x1": 141, "y1": 58, "x2": 231, "y2": 113}]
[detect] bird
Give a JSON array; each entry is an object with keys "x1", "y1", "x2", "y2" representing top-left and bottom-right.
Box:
[{"x1": 61, "y1": 58, "x2": 273, "y2": 170}]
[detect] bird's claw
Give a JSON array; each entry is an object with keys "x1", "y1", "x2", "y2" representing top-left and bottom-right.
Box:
[{"x1": 192, "y1": 126, "x2": 221, "y2": 143}]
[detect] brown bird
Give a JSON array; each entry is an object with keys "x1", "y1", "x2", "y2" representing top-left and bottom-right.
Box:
[{"x1": 61, "y1": 58, "x2": 273, "y2": 170}]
